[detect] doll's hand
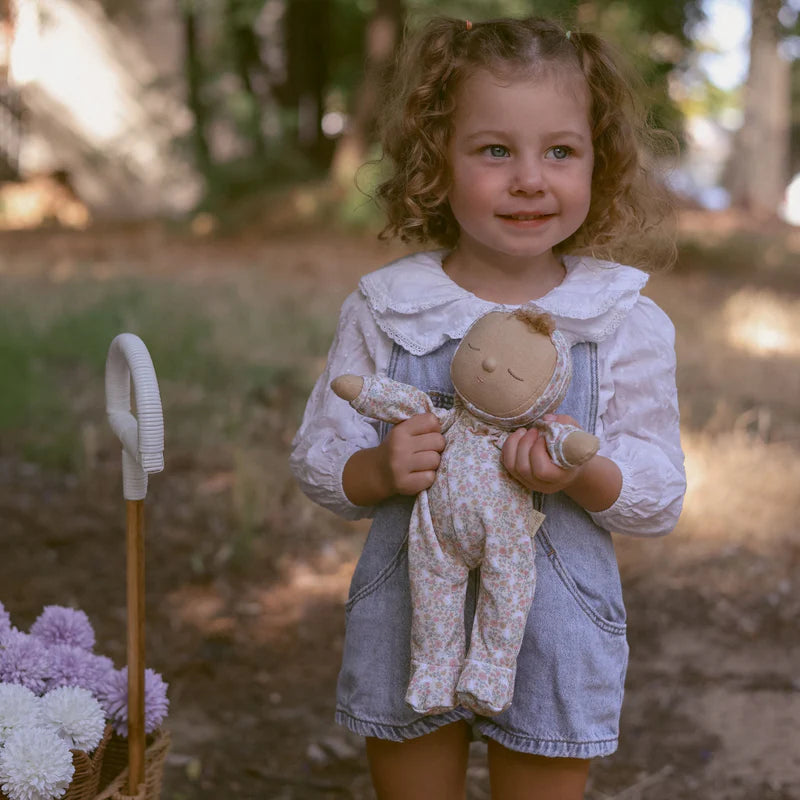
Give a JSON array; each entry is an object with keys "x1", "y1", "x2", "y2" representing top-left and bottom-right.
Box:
[
  {"x1": 376, "y1": 413, "x2": 446, "y2": 496},
  {"x1": 330, "y1": 374, "x2": 364, "y2": 402},
  {"x1": 502, "y1": 414, "x2": 587, "y2": 495}
]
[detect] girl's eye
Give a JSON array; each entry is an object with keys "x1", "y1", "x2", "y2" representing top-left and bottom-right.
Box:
[
  {"x1": 467, "y1": 342, "x2": 481, "y2": 351},
  {"x1": 507, "y1": 369, "x2": 524, "y2": 382},
  {"x1": 546, "y1": 145, "x2": 573, "y2": 160},
  {"x1": 484, "y1": 145, "x2": 510, "y2": 158}
]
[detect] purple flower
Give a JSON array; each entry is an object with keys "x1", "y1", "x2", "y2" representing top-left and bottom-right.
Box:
[
  {"x1": 0, "y1": 631, "x2": 51, "y2": 695},
  {"x1": 0, "y1": 602, "x2": 12, "y2": 638},
  {"x1": 30, "y1": 606, "x2": 95, "y2": 651},
  {"x1": 46, "y1": 645, "x2": 114, "y2": 695},
  {"x1": 98, "y1": 667, "x2": 169, "y2": 736}
]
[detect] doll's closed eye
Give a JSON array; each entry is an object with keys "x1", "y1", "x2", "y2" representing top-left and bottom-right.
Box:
[
  {"x1": 467, "y1": 342, "x2": 480, "y2": 351},
  {"x1": 507, "y1": 369, "x2": 524, "y2": 381}
]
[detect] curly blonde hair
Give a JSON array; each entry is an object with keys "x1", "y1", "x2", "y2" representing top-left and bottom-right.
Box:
[{"x1": 374, "y1": 16, "x2": 676, "y2": 271}]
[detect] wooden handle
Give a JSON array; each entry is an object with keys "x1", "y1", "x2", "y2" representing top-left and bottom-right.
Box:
[{"x1": 126, "y1": 499, "x2": 146, "y2": 794}]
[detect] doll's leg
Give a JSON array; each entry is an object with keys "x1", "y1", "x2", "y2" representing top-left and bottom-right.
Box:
[
  {"x1": 405, "y1": 491, "x2": 470, "y2": 715},
  {"x1": 456, "y1": 497, "x2": 538, "y2": 715}
]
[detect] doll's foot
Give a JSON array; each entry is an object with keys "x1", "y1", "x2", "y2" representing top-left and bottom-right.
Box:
[
  {"x1": 405, "y1": 661, "x2": 461, "y2": 715},
  {"x1": 455, "y1": 659, "x2": 515, "y2": 716}
]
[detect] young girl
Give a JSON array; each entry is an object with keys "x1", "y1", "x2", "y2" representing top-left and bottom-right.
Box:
[{"x1": 290, "y1": 16, "x2": 685, "y2": 800}]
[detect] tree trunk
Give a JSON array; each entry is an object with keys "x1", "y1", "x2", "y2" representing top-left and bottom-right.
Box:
[
  {"x1": 285, "y1": 0, "x2": 331, "y2": 163},
  {"x1": 225, "y1": 0, "x2": 268, "y2": 162},
  {"x1": 180, "y1": 0, "x2": 212, "y2": 181},
  {"x1": 330, "y1": 0, "x2": 403, "y2": 187},
  {"x1": 731, "y1": 0, "x2": 790, "y2": 219}
]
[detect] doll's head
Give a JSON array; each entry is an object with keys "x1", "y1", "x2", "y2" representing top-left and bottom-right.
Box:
[
  {"x1": 375, "y1": 16, "x2": 675, "y2": 270},
  {"x1": 451, "y1": 308, "x2": 570, "y2": 429}
]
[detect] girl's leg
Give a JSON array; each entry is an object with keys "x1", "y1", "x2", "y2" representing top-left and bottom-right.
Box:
[
  {"x1": 365, "y1": 720, "x2": 471, "y2": 800},
  {"x1": 487, "y1": 740, "x2": 590, "y2": 800}
]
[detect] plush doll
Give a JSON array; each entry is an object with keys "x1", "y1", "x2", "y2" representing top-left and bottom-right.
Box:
[{"x1": 331, "y1": 308, "x2": 599, "y2": 716}]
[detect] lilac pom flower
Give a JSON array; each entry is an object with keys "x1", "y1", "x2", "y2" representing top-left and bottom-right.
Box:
[
  {"x1": 0, "y1": 602, "x2": 12, "y2": 638},
  {"x1": 98, "y1": 667, "x2": 169, "y2": 736},
  {"x1": 30, "y1": 607, "x2": 95, "y2": 652},
  {"x1": 46, "y1": 646, "x2": 114, "y2": 696},
  {"x1": 0, "y1": 632, "x2": 51, "y2": 695},
  {"x1": 0, "y1": 725, "x2": 74, "y2": 800},
  {"x1": 0, "y1": 684, "x2": 41, "y2": 743},
  {"x1": 40, "y1": 687, "x2": 105, "y2": 752}
]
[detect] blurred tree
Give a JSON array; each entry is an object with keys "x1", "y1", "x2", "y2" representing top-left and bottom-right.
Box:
[
  {"x1": 180, "y1": 0, "x2": 213, "y2": 182},
  {"x1": 225, "y1": 0, "x2": 270, "y2": 161},
  {"x1": 729, "y1": 0, "x2": 792, "y2": 218},
  {"x1": 330, "y1": 0, "x2": 403, "y2": 186},
  {"x1": 282, "y1": 0, "x2": 332, "y2": 163}
]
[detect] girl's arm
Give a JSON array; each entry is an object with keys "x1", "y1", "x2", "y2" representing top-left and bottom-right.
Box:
[
  {"x1": 341, "y1": 413, "x2": 444, "y2": 506},
  {"x1": 290, "y1": 293, "x2": 446, "y2": 516},
  {"x1": 587, "y1": 298, "x2": 685, "y2": 536},
  {"x1": 502, "y1": 298, "x2": 685, "y2": 535},
  {"x1": 289, "y1": 291, "x2": 390, "y2": 519},
  {"x1": 502, "y1": 423, "x2": 621, "y2": 511},
  {"x1": 336, "y1": 374, "x2": 447, "y2": 506}
]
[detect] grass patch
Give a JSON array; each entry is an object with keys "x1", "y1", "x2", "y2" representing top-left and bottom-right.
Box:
[{"x1": 0, "y1": 274, "x2": 333, "y2": 470}]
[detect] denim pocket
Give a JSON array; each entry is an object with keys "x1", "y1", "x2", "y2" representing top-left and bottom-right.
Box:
[
  {"x1": 536, "y1": 528, "x2": 627, "y2": 636},
  {"x1": 345, "y1": 496, "x2": 414, "y2": 613},
  {"x1": 345, "y1": 533, "x2": 408, "y2": 613}
]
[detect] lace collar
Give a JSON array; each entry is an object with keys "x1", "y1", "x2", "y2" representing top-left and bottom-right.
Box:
[{"x1": 359, "y1": 250, "x2": 648, "y2": 355}]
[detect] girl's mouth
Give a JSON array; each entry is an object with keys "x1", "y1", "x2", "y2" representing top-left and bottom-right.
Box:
[{"x1": 499, "y1": 213, "x2": 553, "y2": 221}]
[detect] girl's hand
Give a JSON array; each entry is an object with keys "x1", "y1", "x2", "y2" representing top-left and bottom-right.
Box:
[
  {"x1": 502, "y1": 414, "x2": 585, "y2": 495},
  {"x1": 378, "y1": 413, "x2": 445, "y2": 495},
  {"x1": 502, "y1": 414, "x2": 623, "y2": 511},
  {"x1": 342, "y1": 413, "x2": 445, "y2": 506}
]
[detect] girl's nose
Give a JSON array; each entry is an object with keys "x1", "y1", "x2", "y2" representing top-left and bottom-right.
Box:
[
  {"x1": 482, "y1": 356, "x2": 497, "y2": 372},
  {"x1": 511, "y1": 157, "x2": 545, "y2": 194}
]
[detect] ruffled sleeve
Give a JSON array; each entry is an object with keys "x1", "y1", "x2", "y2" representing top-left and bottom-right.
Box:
[
  {"x1": 588, "y1": 297, "x2": 686, "y2": 536},
  {"x1": 289, "y1": 291, "x2": 392, "y2": 520}
]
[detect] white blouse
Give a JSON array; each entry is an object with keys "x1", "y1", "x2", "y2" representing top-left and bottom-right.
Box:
[{"x1": 289, "y1": 251, "x2": 686, "y2": 536}]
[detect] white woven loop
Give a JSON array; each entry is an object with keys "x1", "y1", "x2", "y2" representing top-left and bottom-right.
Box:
[{"x1": 105, "y1": 333, "x2": 165, "y2": 500}]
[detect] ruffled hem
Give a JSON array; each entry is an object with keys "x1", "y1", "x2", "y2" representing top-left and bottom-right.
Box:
[
  {"x1": 358, "y1": 252, "x2": 649, "y2": 354},
  {"x1": 335, "y1": 707, "x2": 472, "y2": 742},
  {"x1": 476, "y1": 720, "x2": 619, "y2": 758}
]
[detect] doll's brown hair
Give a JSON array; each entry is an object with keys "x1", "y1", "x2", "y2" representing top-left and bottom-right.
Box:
[
  {"x1": 511, "y1": 308, "x2": 556, "y2": 337},
  {"x1": 374, "y1": 16, "x2": 676, "y2": 271}
]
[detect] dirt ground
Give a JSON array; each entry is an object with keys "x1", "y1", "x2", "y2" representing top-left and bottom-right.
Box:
[{"x1": 1, "y1": 220, "x2": 799, "y2": 799}]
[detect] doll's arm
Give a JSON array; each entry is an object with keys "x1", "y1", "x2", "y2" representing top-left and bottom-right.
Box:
[{"x1": 332, "y1": 374, "x2": 442, "y2": 425}]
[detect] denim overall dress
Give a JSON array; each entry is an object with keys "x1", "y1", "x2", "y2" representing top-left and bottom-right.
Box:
[{"x1": 335, "y1": 338, "x2": 629, "y2": 759}]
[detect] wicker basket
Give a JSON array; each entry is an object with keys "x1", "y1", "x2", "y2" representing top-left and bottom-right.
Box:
[
  {"x1": 0, "y1": 725, "x2": 112, "y2": 800},
  {"x1": 92, "y1": 729, "x2": 170, "y2": 800}
]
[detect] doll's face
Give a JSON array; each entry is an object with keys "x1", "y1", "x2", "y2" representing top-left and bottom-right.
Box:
[{"x1": 451, "y1": 311, "x2": 557, "y2": 418}]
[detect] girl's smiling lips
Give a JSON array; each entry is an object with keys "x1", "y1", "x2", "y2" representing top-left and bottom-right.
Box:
[{"x1": 497, "y1": 211, "x2": 555, "y2": 220}]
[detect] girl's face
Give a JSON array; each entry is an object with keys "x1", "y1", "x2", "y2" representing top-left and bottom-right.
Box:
[{"x1": 446, "y1": 67, "x2": 594, "y2": 268}]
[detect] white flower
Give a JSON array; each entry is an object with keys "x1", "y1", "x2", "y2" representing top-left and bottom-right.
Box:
[
  {"x1": 39, "y1": 687, "x2": 105, "y2": 753},
  {"x1": 0, "y1": 726, "x2": 74, "y2": 800},
  {"x1": 0, "y1": 684, "x2": 41, "y2": 744}
]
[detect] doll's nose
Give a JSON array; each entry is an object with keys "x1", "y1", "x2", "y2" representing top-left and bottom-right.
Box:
[{"x1": 482, "y1": 357, "x2": 497, "y2": 373}]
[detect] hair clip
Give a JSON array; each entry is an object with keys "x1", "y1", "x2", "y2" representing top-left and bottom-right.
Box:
[
  {"x1": 565, "y1": 30, "x2": 572, "y2": 40},
  {"x1": 465, "y1": 20, "x2": 473, "y2": 31}
]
